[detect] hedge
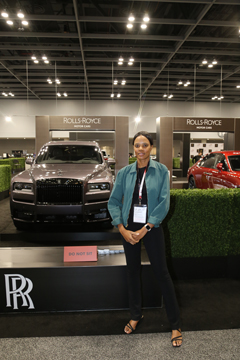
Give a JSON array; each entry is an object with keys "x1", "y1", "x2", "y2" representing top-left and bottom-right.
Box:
[
  {"x1": 0, "y1": 158, "x2": 25, "y2": 172},
  {"x1": 162, "y1": 189, "x2": 240, "y2": 258},
  {"x1": 173, "y1": 157, "x2": 180, "y2": 169},
  {"x1": 0, "y1": 165, "x2": 11, "y2": 192}
]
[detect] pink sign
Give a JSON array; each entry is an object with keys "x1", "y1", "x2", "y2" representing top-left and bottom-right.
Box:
[{"x1": 64, "y1": 246, "x2": 98, "y2": 262}]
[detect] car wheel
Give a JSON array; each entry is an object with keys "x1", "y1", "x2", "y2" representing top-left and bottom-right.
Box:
[{"x1": 188, "y1": 176, "x2": 197, "y2": 189}]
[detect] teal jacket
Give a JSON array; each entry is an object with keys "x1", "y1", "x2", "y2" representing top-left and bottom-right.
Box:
[{"x1": 108, "y1": 159, "x2": 170, "y2": 228}]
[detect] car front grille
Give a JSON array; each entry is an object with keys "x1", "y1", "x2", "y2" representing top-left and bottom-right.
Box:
[{"x1": 36, "y1": 178, "x2": 83, "y2": 205}]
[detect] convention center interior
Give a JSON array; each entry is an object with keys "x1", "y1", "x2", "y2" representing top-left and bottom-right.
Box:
[{"x1": 0, "y1": 0, "x2": 240, "y2": 358}]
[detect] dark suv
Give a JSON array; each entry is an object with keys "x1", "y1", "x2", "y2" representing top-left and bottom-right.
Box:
[{"x1": 10, "y1": 141, "x2": 115, "y2": 230}]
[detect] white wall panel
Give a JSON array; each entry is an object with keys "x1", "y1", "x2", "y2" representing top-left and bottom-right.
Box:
[{"x1": 0, "y1": 99, "x2": 240, "y2": 139}]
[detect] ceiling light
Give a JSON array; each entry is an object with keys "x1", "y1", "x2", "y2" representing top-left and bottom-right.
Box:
[
  {"x1": 57, "y1": 92, "x2": 61, "y2": 97},
  {"x1": 202, "y1": 59, "x2": 208, "y2": 64},
  {"x1": 168, "y1": 94, "x2": 173, "y2": 99},
  {"x1": 163, "y1": 94, "x2": 168, "y2": 98},
  {"x1": 22, "y1": 20, "x2": 28, "y2": 26},
  {"x1": 178, "y1": 81, "x2": 183, "y2": 85},
  {"x1": 184, "y1": 83, "x2": 188, "y2": 87},
  {"x1": 118, "y1": 61, "x2": 123, "y2": 65},
  {"x1": 141, "y1": 23, "x2": 147, "y2": 29},
  {"x1": 2, "y1": 92, "x2": 8, "y2": 96},
  {"x1": 17, "y1": 10, "x2": 24, "y2": 18},
  {"x1": 6, "y1": 116, "x2": 12, "y2": 121},
  {"x1": 42, "y1": 55, "x2": 47, "y2": 60},
  {"x1": 129, "y1": 57, "x2": 134, "y2": 62},
  {"x1": 9, "y1": 92, "x2": 14, "y2": 96},
  {"x1": 44, "y1": 60, "x2": 49, "y2": 64},
  {"x1": 186, "y1": 81, "x2": 191, "y2": 85},
  {"x1": 117, "y1": 93, "x2": 121, "y2": 98},
  {"x1": 128, "y1": 14, "x2": 135, "y2": 22},
  {"x1": 135, "y1": 116, "x2": 141, "y2": 123},
  {"x1": 212, "y1": 59, "x2": 217, "y2": 65},
  {"x1": 34, "y1": 60, "x2": 39, "y2": 63},
  {"x1": 63, "y1": 93, "x2": 68, "y2": 97},
  {"x1": 47, "y1": 78, "x2": 51, "y2": 82},
  {"x1": 208, "y1": 64, "x2": 213, "y2": 68},
  {"x1": 31, "y1": 55, "x2": 36, "y2": 60},
  {"x1": 236, "y1": 85, "x2": 240, "y2": 88},
  {"x1": 127, "y1": 23, "x2": 133, "y2": 29},
  {"x1": 119, "y1": 56, "x2": 124, "y2": 62},
  {"x1": 110, "y1": 93, "x2": 114, "y2": 98},
  {"x1": 128, "y1": 61, "x2": 133, "y2": 66},
  {"x1": 6, "y1": 20, "x2": 13, "y2": 25},
  {"x1": 121, "y1": 80, "x2": 126, "y2": 85},
  {"x1": 113, "y1": 80, "x2": 118, "y2": 85},
  {"x1": 1, "y1": 10, "x2": 9, "y2": 18},
  {"x1": 143, "y1": 15, "x2": 150, "y2": 22}
]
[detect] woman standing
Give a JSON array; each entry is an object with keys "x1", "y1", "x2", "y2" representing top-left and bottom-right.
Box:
[{"x1": 108, "y1": 131, "x2": 182, "y2": 347}]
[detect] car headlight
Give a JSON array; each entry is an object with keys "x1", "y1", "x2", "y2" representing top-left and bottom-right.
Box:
[
  {"x1": 13, "y1": 182, "x2": 33, "y2": 192},
  {"x1": 88, "y1": 183, "x2": 110, "y2": 192}
]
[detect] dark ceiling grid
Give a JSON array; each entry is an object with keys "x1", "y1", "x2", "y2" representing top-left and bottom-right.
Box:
[{"x1": 0, "y1": 1, "x2": 239, "y2": 101}]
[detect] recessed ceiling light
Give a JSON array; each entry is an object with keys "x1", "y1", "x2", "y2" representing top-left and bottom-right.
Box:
[
  {"x1": 17, "y1": 10, "x2": 24, "y2": 18},
  {"x1": 128, "y1": 14, "x2": 135, "y2": 22},
  {"x1": 127, "y1": 23, "x2": 133, "y2": 29},
  {"x1": 143, "y1": 15, "x2": 150, "y2": 22},
  {"x1": 1, "y1": 10, "x2": 9, "y2": 18}
]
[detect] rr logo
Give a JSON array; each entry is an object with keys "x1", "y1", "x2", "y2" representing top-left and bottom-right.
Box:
[{"x1": 4, "y1": 274, "x2": 35, "y2": 310}]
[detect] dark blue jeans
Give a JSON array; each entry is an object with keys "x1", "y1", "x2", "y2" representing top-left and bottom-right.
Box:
[{"x1": 122, "y1": 225, "x2": 181, "y2": 330}]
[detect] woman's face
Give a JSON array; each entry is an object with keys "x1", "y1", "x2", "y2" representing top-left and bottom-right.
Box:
[{"x1": 134, "y1": 135, "x2": 153, "y2": 161}]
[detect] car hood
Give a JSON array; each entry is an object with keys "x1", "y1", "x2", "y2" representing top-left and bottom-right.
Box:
[{"x1": 12, "y1": 163, "x2": 111, "y2": 183}]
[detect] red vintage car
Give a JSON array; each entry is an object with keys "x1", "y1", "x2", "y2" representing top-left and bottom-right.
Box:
[{"x1": 187, "y1": 151, "x2": 240, "y2": 189}]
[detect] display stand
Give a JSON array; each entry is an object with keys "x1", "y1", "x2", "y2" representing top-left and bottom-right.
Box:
[{"x1": 0, "y1": 245, "x2": 162, "y2": 313}]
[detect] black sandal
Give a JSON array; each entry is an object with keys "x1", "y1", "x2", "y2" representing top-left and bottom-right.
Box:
[
  {"x1": 171, "y1": 328, "x2": 183, "y2": 347},
  {"x1": 124, "y1": 315, "x2": 144, "y2": 334}
]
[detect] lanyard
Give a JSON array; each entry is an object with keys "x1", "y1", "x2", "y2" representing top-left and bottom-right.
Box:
[{"x1": 138, "y1": 168, "x2": 147, "y2": 205}]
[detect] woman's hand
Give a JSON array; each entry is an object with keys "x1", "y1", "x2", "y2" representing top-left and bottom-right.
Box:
[
  {"x1": 131, "y1": 226, "x2": 148, "y2": 242},
  {"x1": 118, "y1": 224, "x2": 140, "y2": 245}
]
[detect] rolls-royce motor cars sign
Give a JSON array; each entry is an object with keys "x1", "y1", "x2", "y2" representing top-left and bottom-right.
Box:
[
  {"x1": 49, "y1": 116, "x2": 115, "y2": 130},
  {"x1": 173, "y1": 117, "x2": 234, "y2": 132}
]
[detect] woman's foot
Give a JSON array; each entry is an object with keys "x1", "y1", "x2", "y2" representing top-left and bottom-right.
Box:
[
  {"x1": 124, "y1": 316, "x2": 144, "y2": 334},
  {"x1": 171, "y1": 329, "x2": 183, "y2": 347}
]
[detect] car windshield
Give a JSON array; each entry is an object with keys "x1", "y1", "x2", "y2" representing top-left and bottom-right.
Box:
[
  {"x1": 228, "y1": 155, "x2": 240, "y2": 171},
  {"x1": 36, "y1": 145, "x2": 103, "y2": 164}
]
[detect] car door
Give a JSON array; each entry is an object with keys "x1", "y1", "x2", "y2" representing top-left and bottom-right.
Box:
[
  {"x1": 211, "y1": 154, "x2": 231, "y2": 189},
  {"x1": 197, "y1": 153, "x2": 217, "y2": 188}
]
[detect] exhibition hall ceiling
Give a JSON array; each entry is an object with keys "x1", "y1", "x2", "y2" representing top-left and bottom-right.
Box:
[{"x1": 0, "y1": 0, "x2": 240, "y2": 102}]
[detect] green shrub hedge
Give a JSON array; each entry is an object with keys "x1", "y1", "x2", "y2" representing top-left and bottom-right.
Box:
[
  {"x1": 0, "y1": 165, "x2": 11, "y2": 192},
  {"x1": 0, "y1": 158, "x2": 25, "y2": 172},
  {"x1": 173, "y1": 157, "x2": 180, "y2": 169},
  {"x1": 162, "y1": 189, "x2": 240, "y2": 258}
]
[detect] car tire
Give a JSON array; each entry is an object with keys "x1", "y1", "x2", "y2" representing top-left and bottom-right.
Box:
[{"x1": 188, "y1": 176, "x2": 197, "y2": 189}]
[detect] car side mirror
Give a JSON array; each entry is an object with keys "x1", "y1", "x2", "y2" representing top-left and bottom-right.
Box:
[
  {"x1": 26, "y1": 158, "x2": 33, "y2": 166},
  {"x1": 107, "y1": 158, "x2": 116, "y2": 167},
  {"x1": 216, "y1": 163, "x2": 223, "y2": 171}
]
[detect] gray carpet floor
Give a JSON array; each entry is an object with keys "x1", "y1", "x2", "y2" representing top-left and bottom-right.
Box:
[{"x1": 0, "y1": 329, "x2": 239, "y2": 360}]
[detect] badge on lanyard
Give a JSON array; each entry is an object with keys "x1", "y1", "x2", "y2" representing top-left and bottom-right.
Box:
[{"x1": 133, "y1": 167, "x2": 147, "y2": 223}]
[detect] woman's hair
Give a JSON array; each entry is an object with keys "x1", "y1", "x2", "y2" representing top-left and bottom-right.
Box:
[{"x1": 132, "y1": 131, "x2": 153, "y2": 146}]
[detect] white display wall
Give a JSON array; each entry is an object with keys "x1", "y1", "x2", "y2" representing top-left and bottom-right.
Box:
[
  {"x1": 1, "y1": 99, "x2": 240, "y2": 138},
  {"x1": 190, "y1": 142, "x2": 224, "y2": 157}
]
